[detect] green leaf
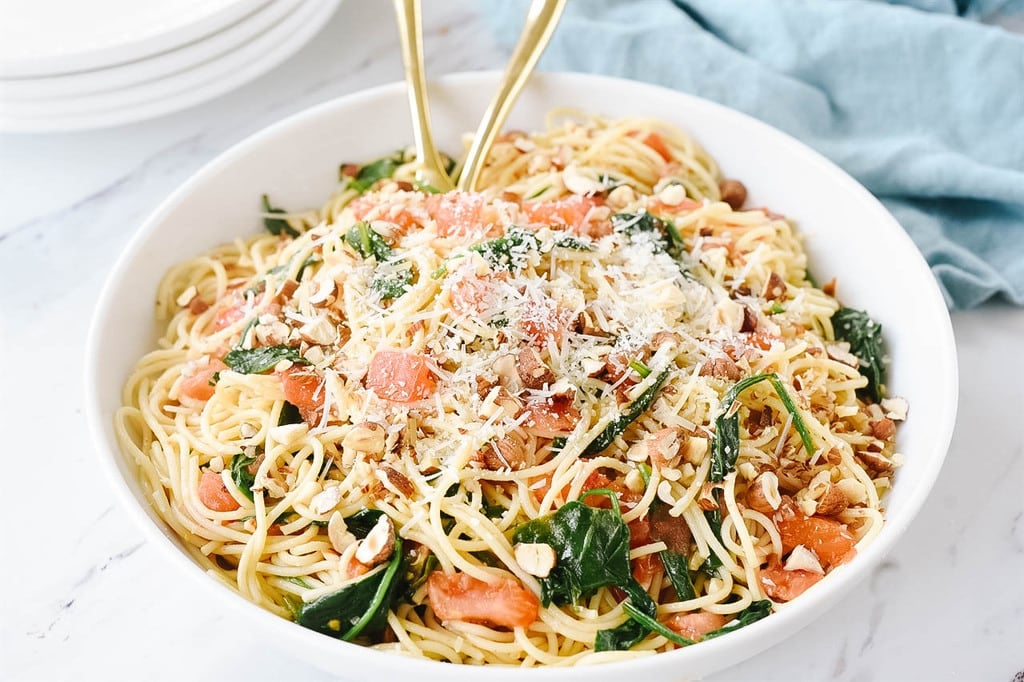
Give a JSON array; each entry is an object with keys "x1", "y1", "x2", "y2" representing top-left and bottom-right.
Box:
[
  {"x1": 702, "y1": 600, "x2": 772, "y2": 640},
  {"x1": 223, "y1": 345, "x2": 309, "y2": 375},
  {"x1": 553, "y1": 235, "x2": 592, "y2": 251},
  {"x1": 371, "y1": 261, "x2": 413, "y2": 301},
  {"x1": 470, "y1": 226, "x2": 539, "y2": 272},
  {"x1": 582, "y1": 369, "x2": 670, "y2": 456},
  {"x1": 594, "y1": 579, "x2": 657, "y2": 651},
  {"x1": 229, "y1": 453, "x2": 257, "y2": 501},
  {"x1": 700, "y1": 507, "x2": 723, "y2": 577},
  {"x1": 663, "y1": 218, "x2": 686, "y2": 259},
  {"x1": 622, "y1": 600, "x2": 696, "y2": 648},
  {"x1": 831, "y1": 307, "x2": 886, "y2": 402},
  {"x1": 659, "y1": 550, "x2": 696, "y2": 601},
  {"x1": 710, "y1": 372, "x2": 814, "y2": 482},
  {"x1": 297, "y1": 537, "x2": 405, "y2": 640},
  {"x1": 512, "y1": 500, "x2": 633, "y2": 607},
  {"x1": 628, "y1": 359, "x2": 652, "y2": 379},
  {"x1": 344, "y1": 508, "x2": 385, "y2": 539},
  {"x1": 348, "y1": 151, "x2": 405, "y2": 194},
  {"x1": 525, "y1": 185, "x2": 550, "y2": 200},
  {"x1": 278, "y1": 401, "x2": 303, "y2": 426},
  {"x1": 261, "y1": 194, "x2": 300, "y2": 238},
  {"x1": 345, "y1": 221, "x2": 392, "y2": 261}
]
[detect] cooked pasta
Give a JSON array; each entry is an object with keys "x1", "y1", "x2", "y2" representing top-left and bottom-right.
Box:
[{"x1": 116, "y1": 111, "x2": 907, "y2": 665}]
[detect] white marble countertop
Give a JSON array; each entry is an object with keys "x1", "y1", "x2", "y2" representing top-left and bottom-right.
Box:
[{"x1": 2, "y1": 1, "x2": 1022, "y2": 680}]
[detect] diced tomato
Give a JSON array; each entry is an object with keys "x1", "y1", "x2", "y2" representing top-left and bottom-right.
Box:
[
  {"x1": 198, "y1": 470, "x2": 240, "y2": 512},
  {"x1": 214, "y1": 297, "x2": 246, "y2": 331},
  {"x1": 522, "y1": 399, "x2": 580, "y2": 438},
  {"x1": 632, "y1": 553, "x2": 661, "y2": 591},
  {"x1": 776, "y1": 510, "x2": 856, "y2": 569},
  {"x1": 664, "y1": 611, "x2": 730, "y2": 641},
  {"x1": 759, "y1": 555, "x2": 823, "y2": 602},
  {"x1": 366, "y1": 350, "x2": 438, "y2": 403},
  {"x1": 426, "y1": 571, "x2": 539, "y2": 629},
  {"x1": 518, "y1": 298, "x2": 568, "y2": 346},
  {"x1": 647, "y1": 197, "x2": 702, "y2": 215},
  {"x1": 348, "y1": 195, "x2": 425, "y2": 234},
  {"x1": 278, "y1": 367, "x2": 323, "y2": 424},
  {"x1": 179, "y1": 359, "x2": 227, "y2": 402},
  {"x1": 426, "y1": 192, "x2": 505, "y2": 238},
  {"x1": 450, "y1": 275, "x2": 496, "y2": 317},
  {"x1": 520, "y1": 195, "x2": 604, "y2": 236},
  {"x1": 640, "y1": 132, "x2": 673, "y2": 162}
]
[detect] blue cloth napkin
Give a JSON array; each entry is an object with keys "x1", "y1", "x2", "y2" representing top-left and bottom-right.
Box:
[{"x1": 483, "y1": 0, "x2": 1024, "y2": 309}]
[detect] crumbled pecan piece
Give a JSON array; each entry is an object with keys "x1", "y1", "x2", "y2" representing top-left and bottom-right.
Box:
[
  {"x1": 718, "y1": 179, "x2": 747, "y2": 210},
  {"x1": 815, "y1": 484, "x2": 849, "y2": 516},
  {"x1": 517, "y1": 346, "x2": 555, "y2": 389},
  {"x1": 871, "y1": 417, "x2": 896, "y2": 441},
  {"x1": 699, "y1": 356, "x2": 743, "y2": 381}
]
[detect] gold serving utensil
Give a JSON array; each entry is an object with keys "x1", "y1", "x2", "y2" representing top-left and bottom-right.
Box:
[
  {"x1": 393, "y1": 0, "x2": 454, "y2": 192},
  {"x1": 457, "y1": 0, "x2": 566, "y2": 192}
]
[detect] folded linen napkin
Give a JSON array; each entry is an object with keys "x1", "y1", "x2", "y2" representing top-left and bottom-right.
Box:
[{"x1": 483, "y1": 0, "x2": 1024, "y2": 308}]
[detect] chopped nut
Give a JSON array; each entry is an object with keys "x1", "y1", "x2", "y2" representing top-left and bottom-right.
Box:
[
  {"x1": 698, "y1": 482, "x2": 720, "y2": 511},
  {"x1": 712, "y1": 298, "x2": 746, "y2": 333},
  {"x1": 822, "y1": 277, "x2": 837, "y2": 297},
  {"x1": 652, "y1": 331, "x2": 682, "y2": 350},
  {"x1": 606, "y1": 184, "x2": 637, "y2": 208},
  {"x1": 379, "y1": 466, "x2": 415, "y2": 497},
  {"x1": 681, "y1": 436, "x2": 709, "y2": 465},
  {"x1": 517, "y1": 346, "x2": 555, "y2": 389},
  {"x1": 239, "y1": 422, "x2": 258, "y2": 439},
  {"x1": 881, "y1": 396, "x2": 909, "y2": 421},
  {"x1": 700, "y1": 356, "x2": 743, "y2": 381},
  {"x1": 308, "y1": 279, "x2": 336, "y2": 307},
  {"x1": 189, "y1": 296, "x2": 209, "y2": 314},
  {"x1": 826, "y1": 342, "x2": 860, "y2": 368},
  {"x1": 836, "y1": 478, "x2": 867, "y2": 505},
  {"x1": 657, "y1": 183, "x2": 688, "y2": 206},
  {"x1": 310, "y1": 485, "x2": 343, "y2": 515},
  {"x1": 740, "y1": 304, "x2": 758, "y2": 333},
  {"x1": 815, "y1": 483, "x2": 849, "y2": 516},
  {"x1": 343, "y1": 421, "x2": 387, "y2": 454},
  {"x1": 514, "y1": 542, "x2": 557, "y2": 578},
  {"x1": 784, "y1": 545, "x2": 824, "y2": 574},
  {"x1": 354, "y1": 515, "x2": 396, "y2": 567},
  {"x1": 762, "y1": 272, "x2": 787, "y2": 301},
  {"x1": 718, "y1": 179, "x2": 747, "y2": 210},
  {"x1": 562, "y1": 165, "x2": 605, "y2": 195},
  {"x1": 298, "y1": 317, "x2": 338, "y2": 345},
  {"x1": 647, "y1": 428, "x2": 682, "y2": 468},
  {"x1": 624, "y1": 468, "x2": 646, "y2": 493},
  {"x1": 870, "y1": 418, "x2": 896, "y2": 441},
  {"x1": 477, "y1": 434, "x2": 527, "y2": 470},
  {"x1": 277, "y1": 279, "x2": 299, "y2": 301},
  {"x1": 207, "y1": 456, "x2": 224, "y2": 473},
  {"x1": 327, "y1": 511, "x2": 356, "y2": 553},
  {"x1": 858, "y1": 449, "x2": 894, "y2": 474},
  {"x1": 745, "y1": 472, "x2": 782, "y2": 513}
]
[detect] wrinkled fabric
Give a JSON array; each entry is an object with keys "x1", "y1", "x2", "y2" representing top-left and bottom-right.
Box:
[{"x1": 483, "y1": 0, "x2": 1024, "y2": 308}]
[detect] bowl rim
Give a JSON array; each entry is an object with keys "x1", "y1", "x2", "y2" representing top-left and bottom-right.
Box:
[{"x1": 85, "y1": 70, "x2": 958, "y2": 679}]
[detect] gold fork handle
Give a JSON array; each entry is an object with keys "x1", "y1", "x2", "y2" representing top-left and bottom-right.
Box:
[
  {"x1": 458, "y1": 0, "x2": 566, "y2": 192},
  {"x1": 393, "y1": 0, "x2": 454, "y2": 191}
]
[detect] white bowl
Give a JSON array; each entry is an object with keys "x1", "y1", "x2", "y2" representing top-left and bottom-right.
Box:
[{"x1": 86, "y1": 72, "x2": 958, "y2": 681}]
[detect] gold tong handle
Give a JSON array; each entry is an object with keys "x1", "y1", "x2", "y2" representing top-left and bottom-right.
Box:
[
  {"x1": 458, "y1": 0, "x2": 566, "y2": 192},
  {"x1": 393, "y1": 0, "x2": 454, "y2": 192}
]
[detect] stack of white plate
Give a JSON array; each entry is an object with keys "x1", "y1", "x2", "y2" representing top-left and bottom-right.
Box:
[{"x1": 0, "y1": 0, "x2": 340, "y2": 133}]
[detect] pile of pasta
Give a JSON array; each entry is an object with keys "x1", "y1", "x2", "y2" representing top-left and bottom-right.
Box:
[{"x1": 117, "y1": 112, "x2": 906, "y2": 665}]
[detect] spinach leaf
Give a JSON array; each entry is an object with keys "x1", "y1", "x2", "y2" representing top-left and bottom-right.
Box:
[
  {"x1": 621, "y1": 600, "x2": 695, "y2": 648},
  {"x1": 702, "y1": 600, "x2": 772, "y2": 640},
  {"x1": 512, "y1": 499, "x2": 633, "y2": 607},
  {"x1": 404, "y1": 552, "x2": 438, "y2": 600},
  {"x1": 612, "y1": 211, "x2": 666, "y2": 238},
  {"x1": 595, "y1": 580, "x2": 658, "y2": 651},
  {"x1": 223, "y1": 345, "x2": 309, "y2": 374},
  {"x1": 229, "y1": 453, "x2": 257, "y2": 501},
  {"x1": 582, "y1": 369, "x2": 670, "y2": 456},
  {"x1": 278, "y1": 401, "x2": 303, "y2": 426},
  {"x1": 297, "y1": 537, "x2": 405, "y2": 640},
  {"x1": 710, "y1": 372, "x2": 814, "y2": 482},
  {"x1": 700, "y1": 508, "x2": 723, "y2": 576},
  {"x1": 347, "y1": 151, "x2": 405, "y2": 194},
  {"x1": 345, "y1": 221, "x2": 392, "y2": 261},
  {"x1": 370, "y1": 262, "x2": 413, "y2": 300},
  {"x1": 659, "y1": 550, "x2": 696, "y2": 601},
  {"x1": 470, "y1": 227, "x2": 540, "y2": 272},
  {"x1": 261, "y1": 194, "x2": 300, "y2": 238},
  {"x1": 344, "y1": 508, "x2": 385, "y2": 539},
  {"x1": 832, "y1": 307, "x2": 886, "y2": 402},
  {"x1": 663, "y1": 218, "x2": 686, "y2": 259},
  {"x1": 553, "y1": 235, "x2": 592, "y2": 251}
]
